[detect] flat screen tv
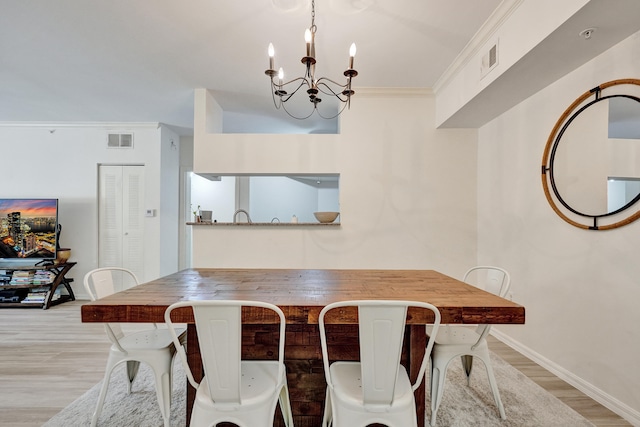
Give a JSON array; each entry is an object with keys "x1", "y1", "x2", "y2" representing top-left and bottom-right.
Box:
[{"x1": 0, "y1": 198, "x2": 58, "y2": 263}]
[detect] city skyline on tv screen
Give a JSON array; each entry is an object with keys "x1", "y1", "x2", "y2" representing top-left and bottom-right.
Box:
[{"x1": 0, "y1": 199, "x2": 58, "y2": 259}]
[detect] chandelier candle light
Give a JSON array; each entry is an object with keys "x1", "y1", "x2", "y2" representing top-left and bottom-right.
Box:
[{"x1": 265, "y1": 0, "x2": 358, "y2": 119}]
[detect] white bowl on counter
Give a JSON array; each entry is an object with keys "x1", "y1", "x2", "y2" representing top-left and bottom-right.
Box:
[{"x1": 313, "y1": 211, "x2": 340, "y2": 223}]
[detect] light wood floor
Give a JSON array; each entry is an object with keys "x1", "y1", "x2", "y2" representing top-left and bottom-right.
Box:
[
  {"x1": 486, "y1": 336, "x2": 630, "y2": 426},
  {"x1": 0, "y1": 301, "x2": 631, "y2": 426}
]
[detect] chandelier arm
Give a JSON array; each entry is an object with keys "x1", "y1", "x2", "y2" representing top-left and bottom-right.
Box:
[
  {"x1": 271, "y1": 77, "x2": 311, "y2": 103},
  {"x1": 270, "y1": 87, "x2": 283, "y2": 110},
  {"x1": 277, "y1": 76, "x2": 311, "y2": 88},
  {"x1": 281, "y1": 100, "x2": 318, "y2": 120},
  {"x1": 315, "y1": 76, "x2": 350, "y2": 89},
  {"x1": 270, "y1": 79, "x2": 316, "y2": 120},
  {"x1": 315, "y1": 81, "x2": 347, "y2": 95},
  {"x1": 315, "y1": 97, "x2": 350, "y2": 120},
  {"x1": 315, "y1": 81, "x2": 352, "y2": 103},
  {"x1": 281, "y1": 80, "x2": 310, "y2": 103}
]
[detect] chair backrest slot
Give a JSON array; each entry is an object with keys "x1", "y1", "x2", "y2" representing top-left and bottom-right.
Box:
[
  {"x1": 193, "y1": 305, "x2": 242, "y2": 403},
  {"x1": 359, "y1": 304, "x2": 407, "y2": 406}
]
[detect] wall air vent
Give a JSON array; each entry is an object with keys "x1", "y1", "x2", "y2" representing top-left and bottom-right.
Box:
[
  {"x1": 480, "y1": 40, "x2": 499, "y2": 79},
  {"x1": 107, "y1": 133, "x2": 134, "y2": 149}
]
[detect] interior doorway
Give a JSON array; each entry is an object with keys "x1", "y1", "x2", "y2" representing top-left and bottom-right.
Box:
[{"x1": 98, "y1": 164, "x2": 145, "y2": 281}]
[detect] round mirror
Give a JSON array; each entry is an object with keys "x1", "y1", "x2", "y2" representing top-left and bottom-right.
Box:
[{"x1": 541, "y1": 79, "x2": 640, "y2": 230}]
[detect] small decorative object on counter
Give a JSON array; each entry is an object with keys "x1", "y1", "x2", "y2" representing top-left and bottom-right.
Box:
[
  {"x1": 191, "y1": 204, "x2": 202, "y2": 222},
  {"x1": 291, "y1": 214, "x2": 298, "y2": 223},
  {"x1": 313, "y1": 211, "x2": 340, "y2": 223},
  {"x1": 200, "y1": 210, "x2": 213, "y2": 222}
]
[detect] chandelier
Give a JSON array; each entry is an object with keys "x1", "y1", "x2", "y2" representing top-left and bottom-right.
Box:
[{"x1": 265, "y1": 0, "x2": 358, "y2": 120}]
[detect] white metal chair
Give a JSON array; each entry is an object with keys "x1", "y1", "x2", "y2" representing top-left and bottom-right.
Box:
[
  {"x1": 319, "y1": 300, "x2": 441, "y2": 427},
  {"x1": 428, "y1": 266, "x2": 511, "y2": 426},
  {"x1": 164, "y1": 300, "x2": 294, "y2": 427},
  {"x1": 83, "y1": 267, "x2": 186, "y2": 427}
]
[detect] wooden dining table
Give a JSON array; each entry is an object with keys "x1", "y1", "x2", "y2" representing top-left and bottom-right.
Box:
[{"x1": 81, "y1": 268, "x2": 525, "y2": 427}]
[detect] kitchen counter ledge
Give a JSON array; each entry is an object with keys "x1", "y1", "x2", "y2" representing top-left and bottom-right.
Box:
[{"x1": 187, "y1": 221, "x2": 340, "y2": 226}]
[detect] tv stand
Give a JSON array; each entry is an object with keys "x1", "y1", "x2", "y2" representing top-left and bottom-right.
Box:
[{"x1": 0, "y1": 262, "x2": 76, "y2": 309}]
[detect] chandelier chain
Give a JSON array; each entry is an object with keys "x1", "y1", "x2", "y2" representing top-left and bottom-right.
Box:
[{"x1": 311, "y1": 0, "x2": 316, "y2": 34}]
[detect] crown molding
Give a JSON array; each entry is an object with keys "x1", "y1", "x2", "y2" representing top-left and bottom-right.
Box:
[
  {"x1": 355, "y1": 87, "x2": 433, "y2": 98},
  {"x1": 0, "y1": 121, "x2": 161, "y2": 129},
  {"x1": 432, "y1": 0, "x2": 524, "y2": 93}
]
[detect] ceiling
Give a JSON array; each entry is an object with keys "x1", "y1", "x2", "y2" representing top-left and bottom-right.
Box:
[
  {"x1": 0, "y1": 0, "x2": 503, "y2": 135},
  {"x1": 439, "y1": 0, "x2": 640, "y2": 128}
]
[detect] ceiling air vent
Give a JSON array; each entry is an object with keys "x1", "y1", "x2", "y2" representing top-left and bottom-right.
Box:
[
  {"x1": 107, "y1": 133, "x2": 133, "y2": 148},
  {"x1": 480, "y1": 40, "x2": 499, "y2": 79}
]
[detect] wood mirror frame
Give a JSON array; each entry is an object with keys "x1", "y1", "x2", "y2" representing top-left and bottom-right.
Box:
[{"x1": 541, "y1": 78, "x2": 640, "y2": 230}]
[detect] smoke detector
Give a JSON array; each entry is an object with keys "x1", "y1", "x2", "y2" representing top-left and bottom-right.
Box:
[{"x1": 579, "y1": 28, "x2": 596, "y2": 40}]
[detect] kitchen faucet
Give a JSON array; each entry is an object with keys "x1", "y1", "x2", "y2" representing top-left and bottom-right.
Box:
[{"x1": 233, "y1": 209, "x2": 252, "y2": 223}]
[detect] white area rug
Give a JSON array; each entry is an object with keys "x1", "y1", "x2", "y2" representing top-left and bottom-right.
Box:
[{"x1": 44, "y1": 351, "x2": 594, "y2": 426}]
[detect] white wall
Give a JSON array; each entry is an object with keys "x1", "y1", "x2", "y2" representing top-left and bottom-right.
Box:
[
  {"x1": 159, "y1": 126, "x2": 181, "y2": 276},
  {"x1": 191, "y1": 89, "x2": 478, "y2": 273},
  {"x1": 478, "y1": 31, "x2": 640, "y2": 424},
  {"x1": 178, "y1": 135, "x2": 194, "y2": 270},
  {"x1": 0, "y1": 123, "x2": 180, "y2": 298}
]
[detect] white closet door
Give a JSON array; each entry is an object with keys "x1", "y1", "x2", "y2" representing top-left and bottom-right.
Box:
[{"x1": 98, "y1": 165, "x2": 145, "y2": 282}]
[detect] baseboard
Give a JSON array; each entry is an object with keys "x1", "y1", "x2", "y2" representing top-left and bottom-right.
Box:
[
  {"x1": 491, "y1": 329, "x2": 640, "y2": 426},
  {"x1": 74, "y1": 291, "x2": 90, "y2": 301}
]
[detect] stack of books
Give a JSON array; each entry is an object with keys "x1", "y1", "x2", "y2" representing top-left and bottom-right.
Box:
[
  {"x1": 9, "y1": 271, "x2": 34, "y2": 285},
  {"x1": 21, "y1": 287, "x2": 49, "y2": 304},
  {"x1": 0, "y1": 270, "x2": 10, "y2": 285},
  {"x1": 32, "y1": 270, "x2": 55, "y2": 285}
]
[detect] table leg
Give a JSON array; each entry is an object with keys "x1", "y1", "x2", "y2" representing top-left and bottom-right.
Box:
[
  {"x1": 186, "y1": 324, "x2": 200, "y2": 427},
  {"x1": 410, "y1": 324, "x2": 427, "y2": 427}
]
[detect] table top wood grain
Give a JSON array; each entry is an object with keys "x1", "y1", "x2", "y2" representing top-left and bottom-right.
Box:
[{"x1": 81, "y1": 268, "x2": 525, "y2": 325}]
